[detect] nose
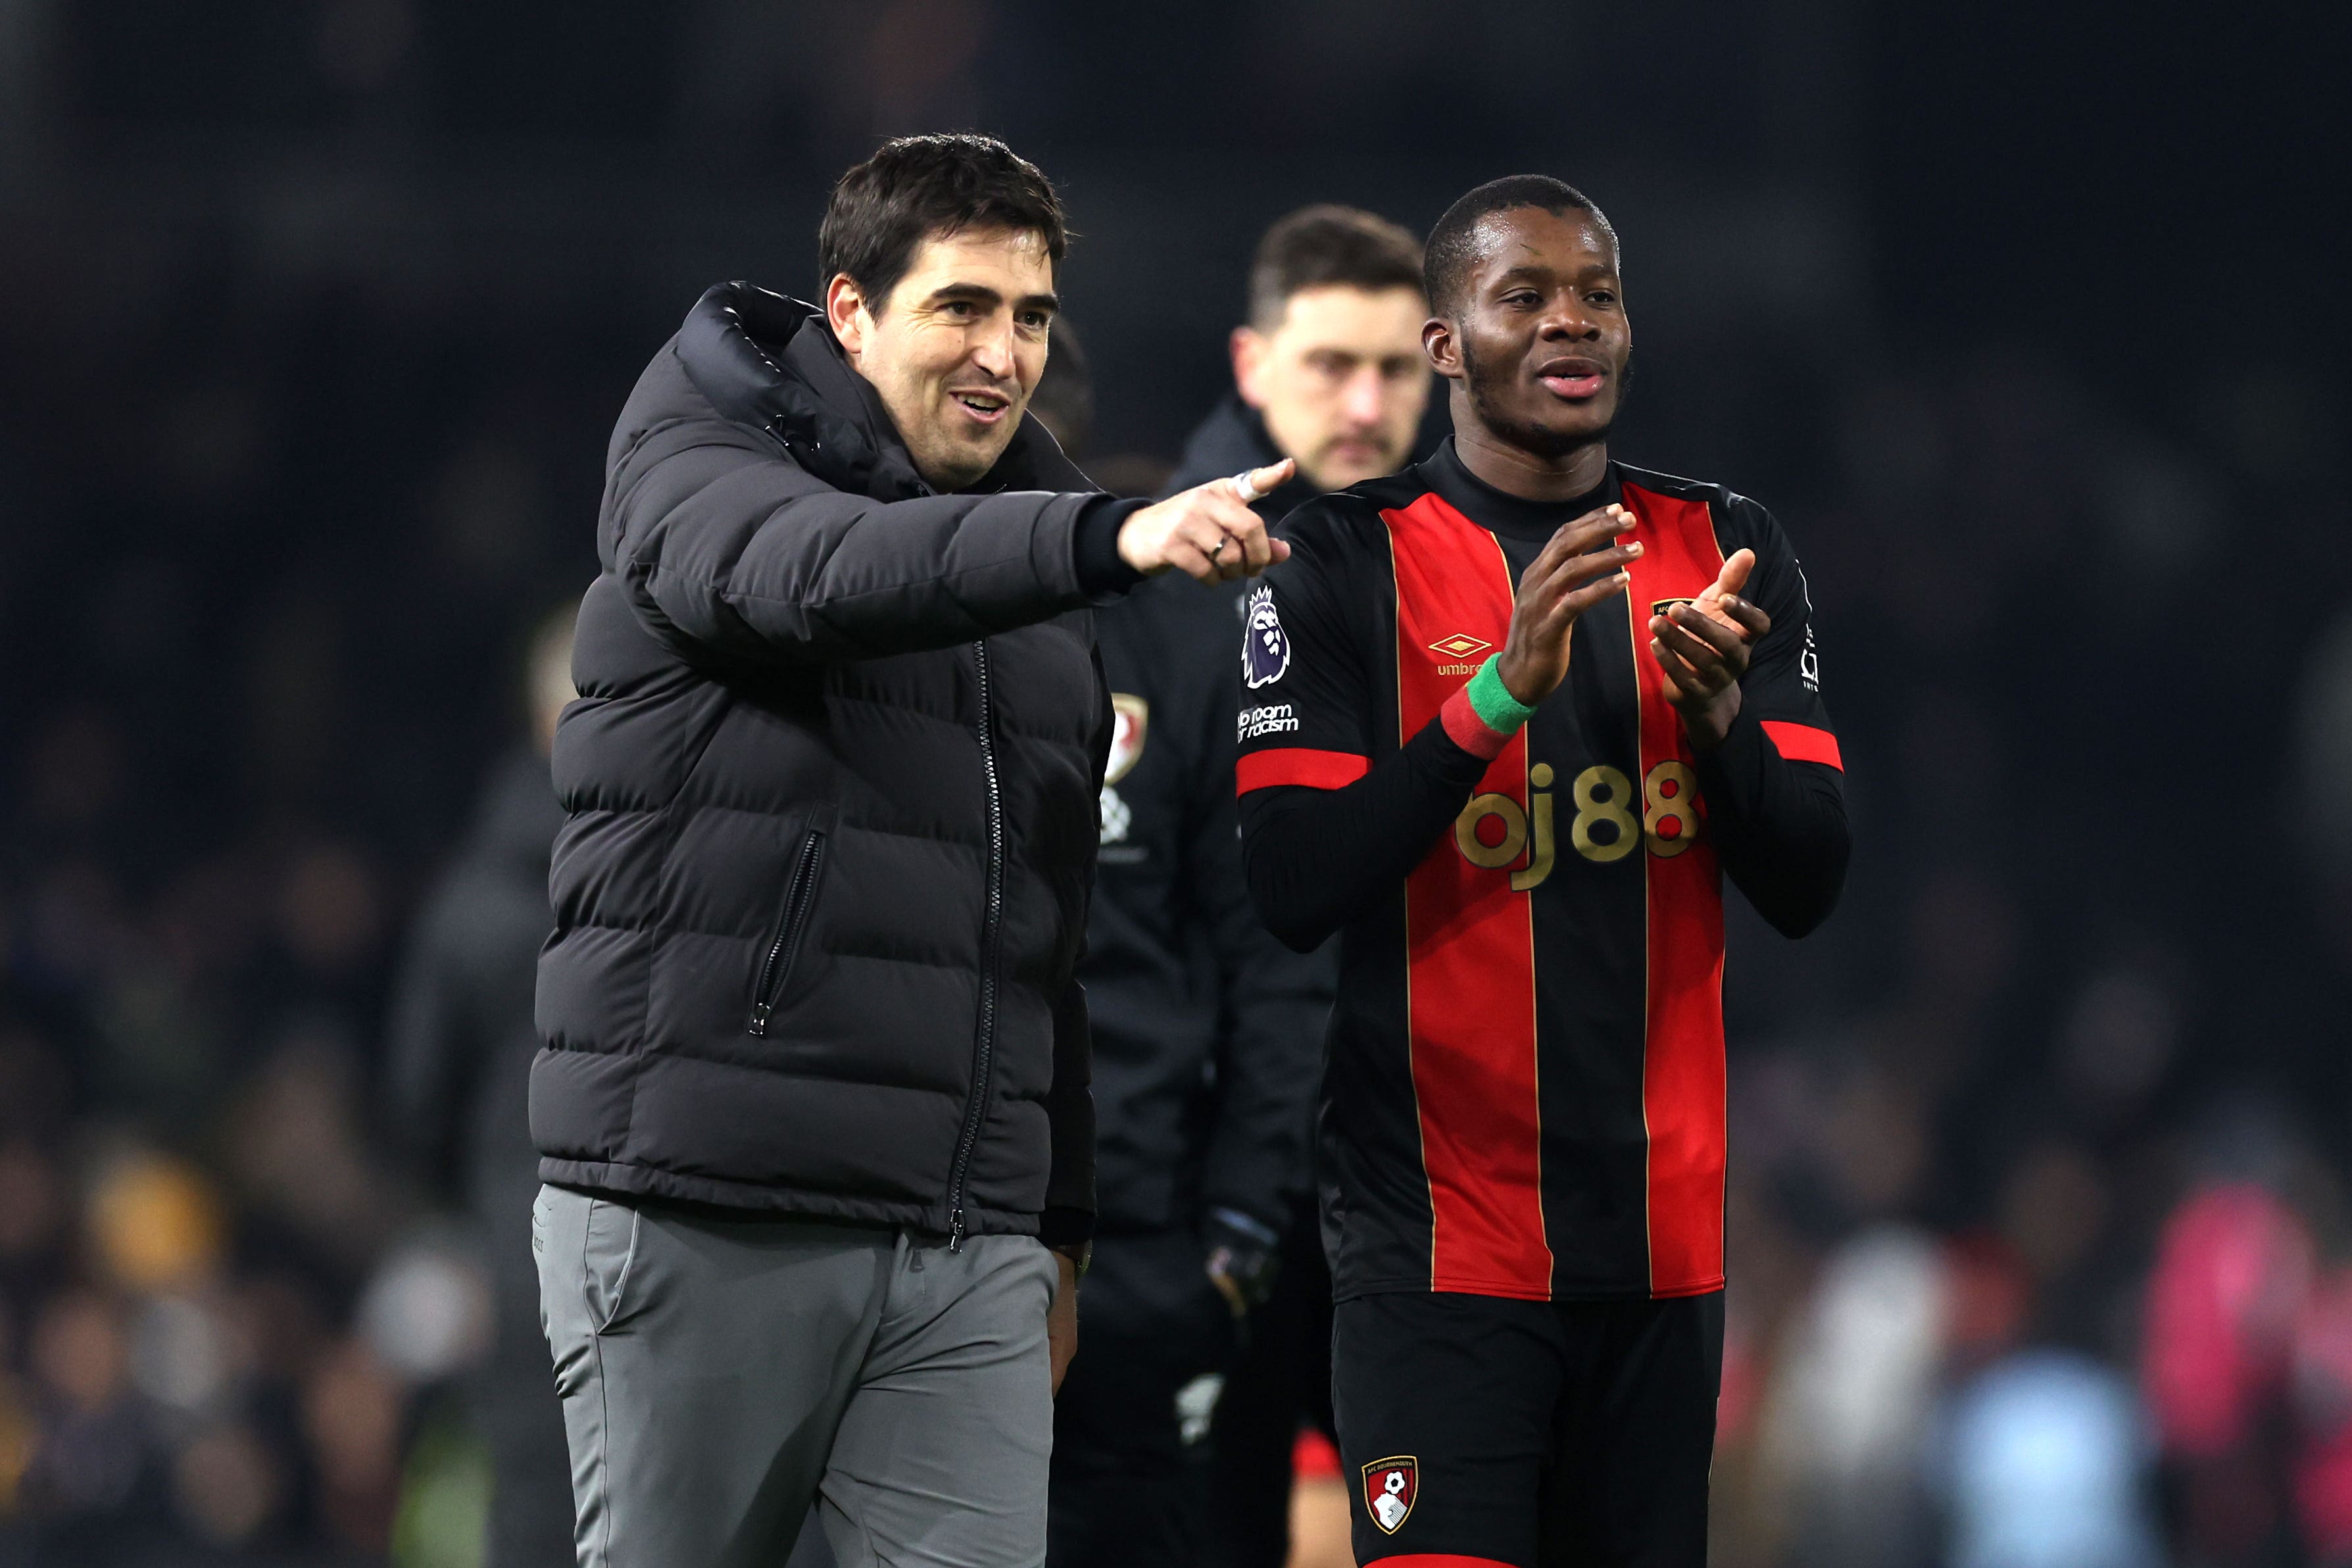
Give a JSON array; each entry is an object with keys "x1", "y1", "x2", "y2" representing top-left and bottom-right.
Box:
[
  {"x1": 968, "y1": 318, "x2": 1017, "y2": 382},
  {"x1": 1340, "y1": 364, "x2": 1386, "y2": 428},
  {"x1": 1537, "y1": 298, "x2": 1602, "y2": 342}
]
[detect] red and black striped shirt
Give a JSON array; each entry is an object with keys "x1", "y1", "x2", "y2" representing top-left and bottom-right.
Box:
[{"x1": 1237, "y1": 441, "x2": 1848, "y2": 1302}]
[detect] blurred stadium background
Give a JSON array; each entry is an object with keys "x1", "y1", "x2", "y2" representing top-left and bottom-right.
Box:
[{"x1": 0, "y1": 2, "x2": 2345, "y2": 1564}]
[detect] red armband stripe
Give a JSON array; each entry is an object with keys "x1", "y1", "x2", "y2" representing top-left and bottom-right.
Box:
[
  {"x1": 1236, "y1": 748, "x2": 1371, "y2": 795},
  {"x1": 1438, "y1": 683, "x2": 1511, "y2": 761},
  {"x1": 1760, "y1": 721, "x2": 1843, "y2": 770}
]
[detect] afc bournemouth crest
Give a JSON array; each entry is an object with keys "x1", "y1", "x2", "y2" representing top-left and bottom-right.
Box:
[
  {"x1": 1106, "y1": 695, "x2": 1149, "y2": 785},
  {"x1": 1361, "y1": 1456, "x2": 1417, "y2": 1535}
]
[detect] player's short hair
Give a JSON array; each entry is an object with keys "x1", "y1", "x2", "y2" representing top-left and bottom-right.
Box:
[
  {"x1": 1246, "y1": 205, "x2": 1425, "y2": 331},
  {"x1": 1424, "y1": 176, "x2": 1617, "y2": 318},
  {"x1": 818, "y1": 134, "x2": 1068, "y2": 314}
]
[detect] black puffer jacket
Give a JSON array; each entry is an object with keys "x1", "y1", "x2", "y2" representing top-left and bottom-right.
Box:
[{"x1": 531, "y1": 283, "x2": 1131, "y2": 1245}]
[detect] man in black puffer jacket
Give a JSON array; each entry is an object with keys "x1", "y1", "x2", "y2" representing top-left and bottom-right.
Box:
[{"x1": 527, "y1": 134, "x2": 1290, "y2": 1568}]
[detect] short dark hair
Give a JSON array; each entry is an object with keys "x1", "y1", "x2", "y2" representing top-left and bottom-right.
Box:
[
  {"x1": 1424, "y1": 176, "x2": 1616, "y2": 317},
  {"x1": 1246, "y1": 205, "x2": 1425, "y2": 330},
  {"x1": 818, "y1": 134, "x2": 1068, "y2": 314}
]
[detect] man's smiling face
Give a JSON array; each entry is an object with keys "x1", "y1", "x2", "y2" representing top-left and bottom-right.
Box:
[{"x1": 829, "y1": 226, "x2": 1057, "y2": 492}]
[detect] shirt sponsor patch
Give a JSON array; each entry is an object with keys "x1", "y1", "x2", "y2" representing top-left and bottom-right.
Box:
[
  {"x1": 1243, "y1": 584, "x2": 1290, "y2": 689},
  {"x1": 1238, "y1": 703, "x2": 1299, "y2": 741}
]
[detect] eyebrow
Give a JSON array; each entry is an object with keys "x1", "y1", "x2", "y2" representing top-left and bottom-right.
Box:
[
  {"x1": 1490, "y1": 258, "x2": 1619, "y2": 289},
  {"x1": 927, "y1": 282, "x2": 1061, "y2": 314}
]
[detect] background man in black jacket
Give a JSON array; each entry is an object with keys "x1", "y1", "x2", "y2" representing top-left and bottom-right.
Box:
[
  {"x1": 389, "y1": 605, "x2": 576, "y2": 1568},
  {"x1": 1031, "y1": 335, "x2": 1332, "y2": 1565},
  {"x1": 1164, "y1": 205, "x2": 1433, "y2": 516},
  {"x1": 1190, "y1": 207, "x2": 1433, "y2": 1568},
  {"x1": 528, "y1": 134, "x2": 1289, "y2": 1568},
  {"x1": 1046, "y1": 208, "x2": 1431, "y2": 1568}
]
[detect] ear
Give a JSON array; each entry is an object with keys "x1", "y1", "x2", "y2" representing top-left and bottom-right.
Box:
[
  {"x1": 825, "y1": 274, "x2": 871, "y2": 362},
  {"x1": 1231, "y1": 326, "x2": 1270, "y2": 409},
  {"x1": 1422, "y1": 316, "x2": 1463, "y2": 382}
]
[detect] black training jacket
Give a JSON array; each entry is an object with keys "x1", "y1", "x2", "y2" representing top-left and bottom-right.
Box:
[
  {"x1": 1083, "y1": 570, "x2": 1331, "y2": 1238},
  {"x1": 530, "y1": 282, "x2": 1130, "y2": 1246},
  {"x1": 1163, "y1": 394, "x2": 1321, "y2": 522},
  {"x1": 1073, "y1": 397, "x2": 1331, "y2": 1238}
]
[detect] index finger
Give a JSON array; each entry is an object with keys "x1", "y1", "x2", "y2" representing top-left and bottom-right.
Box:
[
  {"x1": 1242, "y1": 457, "x2": 1296, "y2": 500},
  {"x1": 1716, "y1": 595, "x2": 1771, "y2": 639},
  {"x1": 1553, "y1": 501, "x2": 1634, "y2": 549},
  {"x1": 1658, "y1": 603, "x2": 1743, "y2": 658},
  {"x1": 1529, "y1": 502, "x2": 1635, "y2": 579}
]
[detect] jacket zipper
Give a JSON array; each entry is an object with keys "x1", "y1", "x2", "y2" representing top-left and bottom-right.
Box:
[
  {"x1": 747, "y1": 827, "x2": 828, "y2": 1035},
  {"x1": 946, "y1": 639, "x2": 1006, "y2": 1250}
]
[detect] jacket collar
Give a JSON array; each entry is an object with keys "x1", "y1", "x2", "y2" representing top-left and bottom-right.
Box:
[
  {"x1": 675, "y1": 282, "x2": 1088, "y2": 502},
  {"x1": 1163, "y1": 394, "x2": 1321, "y2": 518}
]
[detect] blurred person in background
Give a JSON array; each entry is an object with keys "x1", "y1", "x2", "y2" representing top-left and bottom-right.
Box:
[
  {"x1": 1237, "y1": 176, "x2": 1850, "y2": 1567},
  {"x1": 1154, "y1": 203, "x2": 1433, "y2": 1568},
  {"x1": 528, "y1": 133, "x2": 1290, "y2": 1568},
  {"x1": 1164, "y1": 204, "x2": 1432, "y2": 520},
  {"x1": 1942, "y1": 1348, "x2": 2163, "y2": 1568},
  {"x1": 1757, "y1": 1225, "x2": 1951, "y2": 1566},
  {"x1": 2144, "y1": 1131, "x2": 2316, "y2": 1565},
  {"x1": 387, "y1": 601, "x2": 576, "y2": 1568},
  {"x1": 1023, "y1": 264, "x2": 1355, "y2": 1566}
]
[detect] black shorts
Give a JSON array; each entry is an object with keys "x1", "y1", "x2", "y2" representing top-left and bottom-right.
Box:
[{"x1": 1333, "y1": 1288, "x2": 1724, "y2": 1568}]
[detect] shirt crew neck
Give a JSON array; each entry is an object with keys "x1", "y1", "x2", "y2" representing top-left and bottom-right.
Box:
[{"x1": 1423, "y1": 437, "x2": 1619, "y2": 543}]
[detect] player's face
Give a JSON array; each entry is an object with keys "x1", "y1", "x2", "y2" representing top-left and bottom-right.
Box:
[
  {"x1": 828, "y1": 226, "x2": 1057, "y2": 491},
  {"x1": 1233, "y1": 285, "x2": 1431, "y2": 491},
  {"x1": 1430, "y1": 207, "x2": 1629, "y2": 460}
]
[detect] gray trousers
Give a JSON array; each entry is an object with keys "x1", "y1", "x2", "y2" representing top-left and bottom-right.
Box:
[{"x1": 533, "y1": 1185, "x2": 1060, "y2": 1568}]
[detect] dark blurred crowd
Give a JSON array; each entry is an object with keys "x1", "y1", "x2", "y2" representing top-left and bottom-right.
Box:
[
  {"x1": 3, "y1": 309, "x2": 2347, "y2": 1568},
  {"x1": 1, "y1": 4, "x2": 2346, "y2": 1567}
]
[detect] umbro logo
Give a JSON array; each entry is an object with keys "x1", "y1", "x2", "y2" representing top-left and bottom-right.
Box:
[{"x1": 1427, "y1": 633, "x2": 1492, "y2": 660}]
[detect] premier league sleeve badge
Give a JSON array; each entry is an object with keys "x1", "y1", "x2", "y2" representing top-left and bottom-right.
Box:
[{"x1": 1243, "y1": 583, "x2": 1290, "y2": 689}]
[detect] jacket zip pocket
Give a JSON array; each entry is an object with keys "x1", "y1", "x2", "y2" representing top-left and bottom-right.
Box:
[
  {"x1": 748, "y1": 825, "x2": 829, "y2": 1036},
  {"x1": 946, "y1": 639, "x2": 1006, "y2": 1249}
]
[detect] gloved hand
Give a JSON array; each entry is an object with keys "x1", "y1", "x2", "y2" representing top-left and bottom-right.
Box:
[{"x1": 1203, "y1": 1207, "x2": 1283, "y2": 1317}]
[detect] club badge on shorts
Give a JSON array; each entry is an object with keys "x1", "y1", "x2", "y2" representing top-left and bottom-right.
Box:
[
  {"x1": 1361, "y1": 1456, "x2": 1417, "y2": 1534},
  {"x1": 1243, "y1": 584, "x2": 1290, "y2": 689}
]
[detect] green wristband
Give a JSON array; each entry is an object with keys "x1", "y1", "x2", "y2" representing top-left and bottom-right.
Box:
[{"x1": 1466, "y1": 654, "x2": 1538, "y2": 735}]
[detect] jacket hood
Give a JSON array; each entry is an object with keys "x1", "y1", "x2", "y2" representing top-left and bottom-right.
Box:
[{"x1": 675, "y1": 282, "x2": 1087, "y2": 504}]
